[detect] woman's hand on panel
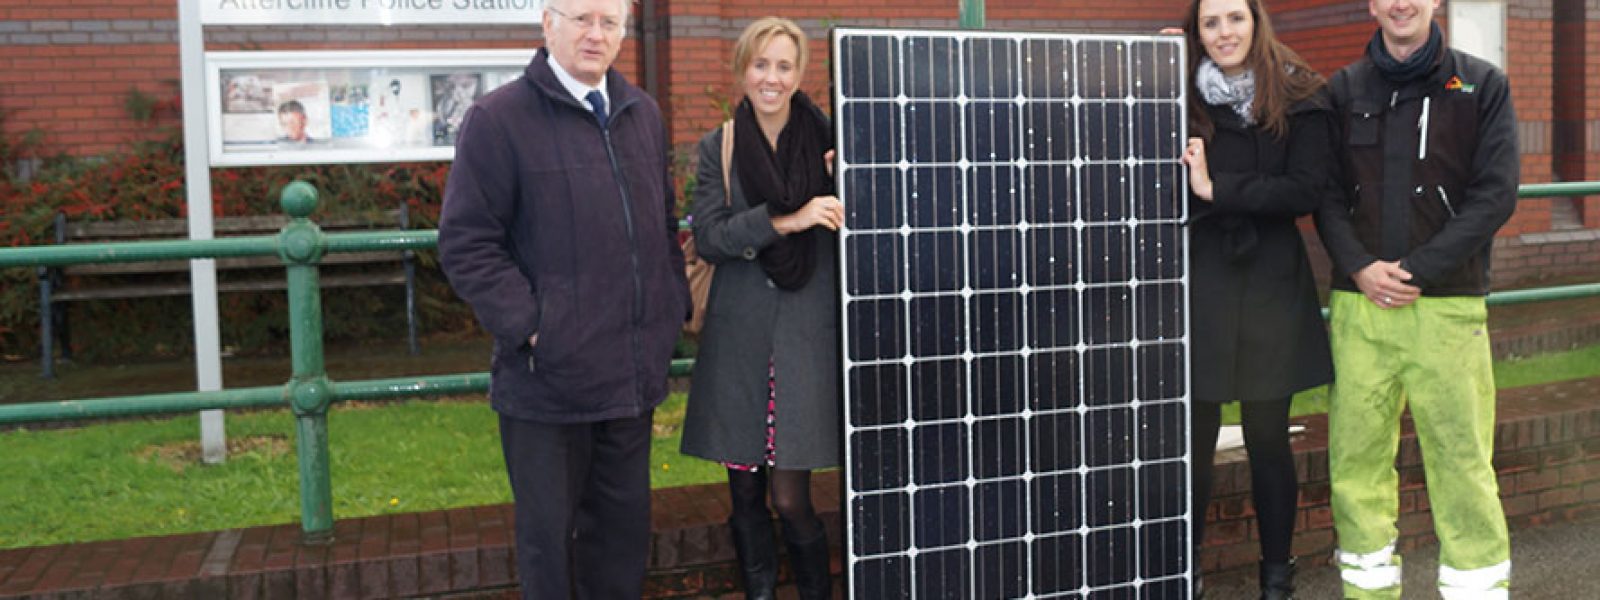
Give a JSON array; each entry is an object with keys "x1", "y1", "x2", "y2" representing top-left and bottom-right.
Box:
[{"x1": 1182, "y1": 137, "x2": 1215, "y2": 202}]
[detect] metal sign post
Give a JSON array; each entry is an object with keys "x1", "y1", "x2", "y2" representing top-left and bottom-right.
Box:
[
  {"x1": 175, "y1": 1, "x2": 541, "y2": 465},
  {"x1": 178, "y1": 0, "x2": 226, "y2": 464}
]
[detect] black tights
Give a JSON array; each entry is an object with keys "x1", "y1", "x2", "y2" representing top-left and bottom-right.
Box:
[
  {"x1": 1190, "y1": 399, "x2": 1299, "y2": 563},
  {"x1": 727, "y1": 467, "x2": 824, "y2": 542}
]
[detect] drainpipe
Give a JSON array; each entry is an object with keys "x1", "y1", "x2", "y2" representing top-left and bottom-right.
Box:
[
  {"x1": 640, "y1": 0, "x2": 660, "y2": 100},
  {"x1": 960, "y1": 0, "x2": 985, "y2": 29}
]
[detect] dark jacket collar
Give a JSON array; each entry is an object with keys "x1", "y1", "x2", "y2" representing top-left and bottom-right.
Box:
[{"x1": 522, "y1": 48, "x2": 642, "y2": 114}]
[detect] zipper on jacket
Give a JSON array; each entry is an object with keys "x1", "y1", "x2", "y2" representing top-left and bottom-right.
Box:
[
  {"x1": 1390, "y1": 90, "x2": 1398, "y2": 109},
  {"x1": 1417, "y1": 96, "x2": 1431, "y2": 161},
  {"x1": 1351, "y1": 184, "x2": 1360, "y2": 215},
  {"x1": 1437, "y1": 184, "x2": 1456, "y2": 217},
  {"x1": 600, "y1": 123, "x2": 648, "y2": 413},
  {"x1": 600, "y1": 128, "x2": 642, "y2": 322}
]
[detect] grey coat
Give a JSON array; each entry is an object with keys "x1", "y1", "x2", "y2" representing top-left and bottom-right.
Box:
[{"x1": 678, "y1": 126, "x2": 842, "y2": 470}]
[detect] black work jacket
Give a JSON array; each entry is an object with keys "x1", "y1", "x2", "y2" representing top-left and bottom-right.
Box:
[{"x1": 1317, "y1": 47, "x2": 1519, "y2": 296}]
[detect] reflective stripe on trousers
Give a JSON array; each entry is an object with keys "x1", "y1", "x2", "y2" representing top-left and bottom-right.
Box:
[
  {"x1": 1337, "y1": 541, "x2": 1402, "y2": 597},
  {"x1": 1439, "y1": 560, "x2": 1511, "y2": 599},
  {"x1": 1326, "y1": 292, "x2": 1511, "y2": 600}
]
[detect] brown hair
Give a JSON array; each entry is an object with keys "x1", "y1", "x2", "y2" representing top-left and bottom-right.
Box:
[
  {"x1": 731, "y1": 17, "x2": 808, "y2": 77},
  {"x1": 1181, "y1": 0, "x2": 1324, "y2": 140}
]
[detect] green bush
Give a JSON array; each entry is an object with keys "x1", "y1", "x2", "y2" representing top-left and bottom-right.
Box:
[{"x1": 0, "y1": 108, "x2": 475, "y2": 360}]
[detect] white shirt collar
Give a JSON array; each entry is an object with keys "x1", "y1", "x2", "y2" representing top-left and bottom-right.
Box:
[{"x1": 546, "y1": 51, "x2": 610, "y2": 113}]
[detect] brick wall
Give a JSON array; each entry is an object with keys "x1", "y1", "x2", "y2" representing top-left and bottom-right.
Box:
[
  {"x1": 1492, "y1": 229, "x2": 1600, "y2": 288},
  {"x1": 1, "y1": 0, "x2": 1598, "y2": 282},
  {"x1": 3, "y1": 378, "x2": 1596, "y2": 598},
  {"x1": 1508, "y1": 1, "x2": 1559, "y2": 237},
  {"x1": 1273, "y1": 0, "x2": 1370, "y2": 74},
  {"x1": 1198, "y1": 378, "x2": 1600, "y2": 577}
]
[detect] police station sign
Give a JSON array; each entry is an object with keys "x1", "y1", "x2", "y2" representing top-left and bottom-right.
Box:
[{"x1": 202, "y1": 0, "x2": 542, "y2": 25}]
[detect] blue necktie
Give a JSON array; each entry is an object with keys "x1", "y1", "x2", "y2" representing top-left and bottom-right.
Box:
[{"x1": 585, "y1": 90, "x2": 608, "y2": 129}]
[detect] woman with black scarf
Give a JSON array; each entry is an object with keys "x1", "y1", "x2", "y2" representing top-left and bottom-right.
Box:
[{"x1": 679, "y1": 17, "x2": 842, "y2": 600}]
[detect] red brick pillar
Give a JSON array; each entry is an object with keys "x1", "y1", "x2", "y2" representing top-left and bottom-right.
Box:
[{"x1": 1503, "y1": 2, "x2": 1557, "y2": 235}]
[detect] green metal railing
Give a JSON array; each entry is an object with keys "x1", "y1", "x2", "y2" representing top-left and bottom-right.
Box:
[
  {"x1": 1, "y1": 179, "x2": 1597, "y2": 544},
  {"x1": 0, "y1": 181, "x2": 688, "y2": 544}
]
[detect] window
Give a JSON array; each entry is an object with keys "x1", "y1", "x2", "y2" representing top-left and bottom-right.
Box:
[{"x1": 1449, "y1": 0, "x2": 1506, "y2": 69}]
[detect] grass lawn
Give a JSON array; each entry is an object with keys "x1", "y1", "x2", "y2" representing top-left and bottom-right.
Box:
[
  {"x1": 3, "y1": 344, "x2": 1598, "y2": 550},
  {"x1": 1220, "y1": 343, "x2": 1600, "y2": 425}
]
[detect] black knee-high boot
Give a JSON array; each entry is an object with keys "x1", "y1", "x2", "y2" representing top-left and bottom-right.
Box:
[
  {"x1": 728, "y1": 514, "x2": 778, "y2": 600},
  {"x1": 782, "y1": 522, "x2": 832, "y2": 600}
]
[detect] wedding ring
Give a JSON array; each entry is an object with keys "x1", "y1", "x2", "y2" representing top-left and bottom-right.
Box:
[{"x1": 1382, "y1": 296, "x2": 1392, "y2": 305}]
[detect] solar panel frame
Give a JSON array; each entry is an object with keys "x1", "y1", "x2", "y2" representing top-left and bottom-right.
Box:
[{"x1": 832, "y1": 27, "x2": 1194, "y2": 599}]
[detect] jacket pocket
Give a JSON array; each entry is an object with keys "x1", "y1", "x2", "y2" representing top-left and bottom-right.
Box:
[
  {"x1": 1409, "y1": 183, "x2": 1451, "y2": 237},
  {"x1": 1347, "y1": 100, "x2": 1382, "y2": 147},
  {"x1": 528, "y1": 282, "x2": 571, "y2": 374},
  {"x1": 1436, "y1": 185, "x2": 1457, "y2": 218}
]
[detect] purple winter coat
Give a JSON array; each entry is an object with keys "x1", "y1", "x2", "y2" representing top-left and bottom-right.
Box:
[{"x1": 439, "y1": 49, "x2": 689, "y2": 423}]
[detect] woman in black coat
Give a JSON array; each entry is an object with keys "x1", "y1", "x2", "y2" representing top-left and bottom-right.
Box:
[
  {"x1": 678, "y1": 17, "x2": 843, "y2": 600},
  {"x1": 1179, "y1": 0, "x2": 1336, "y2": 597}
]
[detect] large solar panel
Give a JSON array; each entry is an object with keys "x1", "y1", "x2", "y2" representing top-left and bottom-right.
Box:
[{"x1": 832, "y1": 28, "x2": 1191, "y2": 599}]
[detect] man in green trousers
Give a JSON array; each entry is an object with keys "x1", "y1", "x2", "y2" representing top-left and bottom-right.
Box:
[{"x1": 1315, "y1": 0, "x2": 1519, "y2": 598}]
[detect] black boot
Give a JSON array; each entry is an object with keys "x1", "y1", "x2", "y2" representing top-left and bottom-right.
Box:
[
  {"x1": 728, "y1": 515, "x2": 778, "y2": 600},
  {"x1": 1259, "y1": 558, "x2": 1295, "y2": 600},
  {"x1": 783, "y1": 528, "x2": 832, "y2": 600}
]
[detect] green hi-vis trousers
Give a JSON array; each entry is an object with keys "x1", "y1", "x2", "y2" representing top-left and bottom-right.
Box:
[{"x1": 1326, "y1": 291, "x2": 1511, "y2": 599}]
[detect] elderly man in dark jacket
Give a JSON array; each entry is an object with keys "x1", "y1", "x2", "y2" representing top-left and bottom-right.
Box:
[
  {"x1": 437, "y1": 0, "x2": 688, "y2": 597},
  {"x1": 1315, "y1": 1, "x2": 1517, "y2": 598}
]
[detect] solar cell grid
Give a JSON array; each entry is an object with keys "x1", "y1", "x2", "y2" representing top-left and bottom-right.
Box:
[{"x1": 833, "y1": 28, "x2": 1192, "y2": 599}]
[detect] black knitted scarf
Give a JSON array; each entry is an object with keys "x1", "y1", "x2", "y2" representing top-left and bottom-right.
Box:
[
  {"x1": 731, "y1": 90, "x2": 835, "y2": 291},
  {"x1": 1367, "y1": 21, "x2": 1443, "y2": 83}
]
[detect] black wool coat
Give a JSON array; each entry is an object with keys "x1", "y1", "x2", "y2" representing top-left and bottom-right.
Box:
[{"x1": 1188, "y1": 96, "x2": 1336, "y2": 404}]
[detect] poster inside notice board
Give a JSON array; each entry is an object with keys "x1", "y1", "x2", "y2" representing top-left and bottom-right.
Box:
[{"x1": 207, "y1": 50, "x2": 535, "y2": 166}]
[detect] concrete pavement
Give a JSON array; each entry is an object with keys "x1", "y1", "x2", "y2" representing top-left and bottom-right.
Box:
[{"x1": 1203, "y1": 518, "x2": 1600, "y2": 599}]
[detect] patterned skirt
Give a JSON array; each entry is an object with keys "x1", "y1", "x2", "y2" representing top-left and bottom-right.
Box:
[{"x1": 722, "y1": 360, "x2": 777, "y2": 472}]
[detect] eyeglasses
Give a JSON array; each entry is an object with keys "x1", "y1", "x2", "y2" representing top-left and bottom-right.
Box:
[{"x1": 547, "y1": 6, "x2": 624, "y2": 35}]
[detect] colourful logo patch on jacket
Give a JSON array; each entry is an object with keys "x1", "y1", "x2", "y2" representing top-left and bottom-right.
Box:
[{"x1": 1445, "y1": 75, "x2": 1477, "y2": 94}]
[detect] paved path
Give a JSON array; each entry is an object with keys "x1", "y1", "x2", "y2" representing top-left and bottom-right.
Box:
[{"x1": 1203, "y1": 518, "x2": 1600, "y2": 599}]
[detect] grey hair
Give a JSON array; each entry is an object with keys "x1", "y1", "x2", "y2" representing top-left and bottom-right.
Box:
[{"x1": 541, "y1": 0, "x2": 633, "y2": 20}]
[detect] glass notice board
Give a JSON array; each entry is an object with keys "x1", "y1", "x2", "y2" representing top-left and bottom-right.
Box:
[{"x1": 206, "y1": 49, "x2": 536, "y2": 166}]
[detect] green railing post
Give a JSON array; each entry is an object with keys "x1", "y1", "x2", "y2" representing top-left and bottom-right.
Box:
[
  {"x1": 960, "y1": 0, "x2": 985, "y2": 29},
  {"x1": 277, "y1": 181, "x2": 336, "y2": 545}
]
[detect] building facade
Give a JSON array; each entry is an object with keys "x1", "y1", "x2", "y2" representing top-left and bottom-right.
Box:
[{"x1": 1, "y1": 0, "x2": 1596, "y2": 287}]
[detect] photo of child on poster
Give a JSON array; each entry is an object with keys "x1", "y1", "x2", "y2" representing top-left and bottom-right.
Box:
[{"x1": 271, "y1": 80, "x2": 331, "y2": 147}]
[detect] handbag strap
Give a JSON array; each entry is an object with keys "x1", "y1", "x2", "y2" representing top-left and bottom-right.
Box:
[{"x1": 719, "y1": 119, "x2": 733, "y2": 207}]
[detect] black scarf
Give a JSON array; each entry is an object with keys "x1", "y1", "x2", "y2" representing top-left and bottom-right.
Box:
[
  {"x1": 732, "y1": 90, "x2": 835, "y2": 291},
  {"x1": 1367, "y1": 21, "x2": 1443, "y2": 83}
]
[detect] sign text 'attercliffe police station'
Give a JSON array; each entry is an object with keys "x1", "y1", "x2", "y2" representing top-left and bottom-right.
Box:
[{"x1": 202, "y1": 0, "x2": 541, "y2": 25}]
